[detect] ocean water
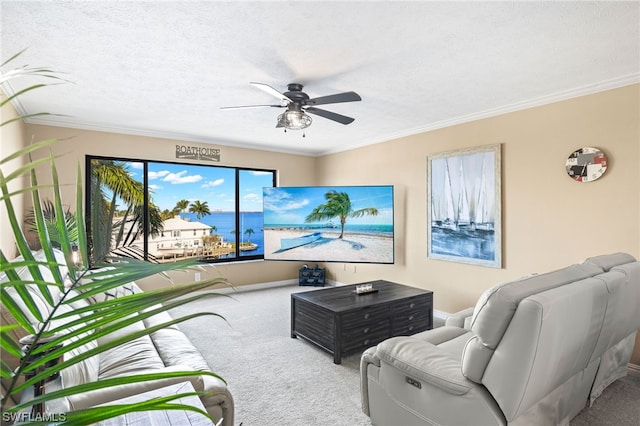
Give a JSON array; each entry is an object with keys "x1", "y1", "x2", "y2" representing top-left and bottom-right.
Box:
[
  {"x1": 264, "y1": 223, "x2": 393, "y2": 236},
  {"x1": 180, "y1": 211, "x2": 393, "y2": 258},
  {"x1": 182, "y1": 211, "x2": 264, "y2": 256}
]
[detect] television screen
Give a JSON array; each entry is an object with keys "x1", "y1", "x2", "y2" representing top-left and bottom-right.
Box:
[{"x1": 263, "y1": 185, "x2": 394, "y2": 263}]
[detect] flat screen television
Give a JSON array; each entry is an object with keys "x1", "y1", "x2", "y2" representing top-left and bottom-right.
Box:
[{"x1": 263, "y1": 185, "x2": 394, "y2": 264}]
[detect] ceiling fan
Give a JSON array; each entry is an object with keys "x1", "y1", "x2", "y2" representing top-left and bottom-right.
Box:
[{"x1": 221, "y1": 82, "x2": 361, "y2": 135}]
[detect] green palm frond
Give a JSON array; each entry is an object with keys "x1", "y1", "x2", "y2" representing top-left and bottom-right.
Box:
[
  {"x1": 1, "y1": 146, "x2": 231, "y2": 422},
  {"x1": 1, "y1": 51, "x2": 228, "y2": 424},
  {"x1": 188, "y1": 200, "x2": 211, "y2": 220}
]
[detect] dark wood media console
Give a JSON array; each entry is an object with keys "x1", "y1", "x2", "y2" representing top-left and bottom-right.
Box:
[{"x1": 291, "y1": 280, "x2": 433, "y2": 364}]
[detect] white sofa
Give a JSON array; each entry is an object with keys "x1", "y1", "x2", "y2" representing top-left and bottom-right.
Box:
[
  {"x1": 361, "y1": 253, "x2": 640, "y2": 425},
  {"x1": 1, "y1": 250, "x2": 234, "y2": 425}
]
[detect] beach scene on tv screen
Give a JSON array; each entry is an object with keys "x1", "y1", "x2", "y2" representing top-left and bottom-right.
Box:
[{"x1": 263, "y1": 186, "x2": 394, "y2": 263}]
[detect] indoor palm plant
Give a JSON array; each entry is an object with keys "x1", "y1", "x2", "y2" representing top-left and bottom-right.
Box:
[{"x1": 1, "y1": 51, "x2": 229, "y2": 424}]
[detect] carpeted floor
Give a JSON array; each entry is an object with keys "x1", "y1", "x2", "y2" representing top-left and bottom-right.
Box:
[
  {"x1": 571, "y1": 373, "x2": 640, "y2": 426},
  {"x1": 171, "y1": 284, "x2": 370, "y2": 426},
  {"x1": 171, "y1": 283, "x2": 640, "y2": 426}
]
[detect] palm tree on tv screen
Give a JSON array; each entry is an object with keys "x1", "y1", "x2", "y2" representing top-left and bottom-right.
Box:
[{"x1": 305, "y1": 190, "x2": 378, "y2": 239}]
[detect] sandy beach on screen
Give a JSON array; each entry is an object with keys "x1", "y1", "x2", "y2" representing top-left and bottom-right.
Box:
[{"x1": 264, "y1": 229, "x2": 393, "y2": 263}]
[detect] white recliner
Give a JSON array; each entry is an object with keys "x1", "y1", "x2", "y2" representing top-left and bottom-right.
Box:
[{"x1": 361, "y1": 253, "x2": 640, "y2": 425}]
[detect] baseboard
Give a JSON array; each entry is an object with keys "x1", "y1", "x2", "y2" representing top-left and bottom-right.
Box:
[
  {"x1": 220, "y1": 281, "x2": 454, "y2": 321},
  {"x1": 434, "y1": 309, "x2": 449, "y2": 322},
  {"x1": 628, "y1": 363, "x2": 640, "y2": 378},
  {"x1": 216, "y1": 279, "x2": 368, "y2": 294},
  {"x1": 215, "y1": 279, "x2": 297, "y2": 294},
  {"x1": 214, "y1": 282, "x2": 450, "y2": 325}
]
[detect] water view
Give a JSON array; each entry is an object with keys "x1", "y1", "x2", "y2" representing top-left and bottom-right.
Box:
[
  {"x1": 263, "y1": 186, "x2": 395, "y2": 263},
  {"x1": 88, "y1": 157, "x2": 275, "y2": 263},
  {"x1": 182, "y1": 211, "x2": 265, "y2": 257}
]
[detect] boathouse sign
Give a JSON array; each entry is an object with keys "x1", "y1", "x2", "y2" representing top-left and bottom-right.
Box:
[{"x1": 175, "y1": 144, "x2": 220, "y2": 162}]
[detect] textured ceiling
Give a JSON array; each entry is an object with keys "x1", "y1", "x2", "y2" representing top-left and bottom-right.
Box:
[{"x1": 1, "y1": 1, "x2": 639, "y2": 156}]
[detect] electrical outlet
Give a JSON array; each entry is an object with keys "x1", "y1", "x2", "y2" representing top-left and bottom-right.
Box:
[{"x1": 194, "y1": 272, "x2": 201, "y2": 282}]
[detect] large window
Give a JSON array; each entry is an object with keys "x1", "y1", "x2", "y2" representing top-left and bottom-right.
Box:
[{"x1": 86, "y1": 155, "x2": 276, "y2": 265}]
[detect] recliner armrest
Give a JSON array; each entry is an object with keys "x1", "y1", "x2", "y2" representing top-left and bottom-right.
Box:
[
  {"x1": 445, "y1": 307, "x2": 475, "y2": 329},
  {"x1": 375, "y1": 336, "x2": 472, "y2": 395},
  {"x1": 362, "y1": 336, "x2": 506, "y2": 425}
]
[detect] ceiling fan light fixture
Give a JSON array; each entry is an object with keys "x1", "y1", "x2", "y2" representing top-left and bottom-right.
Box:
[
  {"x1": 223, "y1": 82, "x2": 359, "y2": 132},
  {"x1": 278, "y1": 110, "x2": 312, "y2": 130}
]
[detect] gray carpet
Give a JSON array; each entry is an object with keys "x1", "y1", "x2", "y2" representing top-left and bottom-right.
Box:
[
  {"x1": 571, "y1": 373, "x2": 640, "y2": 426},
  {"x1": 171, "y1": 284, "x2": 370, "y2": 426},
  {"x1": 171, "y1": 284, "x2": 640, "y2": 426}
]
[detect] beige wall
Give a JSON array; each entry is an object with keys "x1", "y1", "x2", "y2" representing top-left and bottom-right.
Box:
[
  {"x1": 317, "y1": 84, "x2": 640, "y2": 313},
  {"x1": 20, "y1": 124, "x2": 316, "y2": 287},
  {"x1": 316, "y1": 84, "x2": 640, "y2": 364},
  {"x1": 11, "y1": 84, "x2": 640, "y2": 364},
  {"x1": 0, "y1": 96, "x2": 26, "y2": 259}
]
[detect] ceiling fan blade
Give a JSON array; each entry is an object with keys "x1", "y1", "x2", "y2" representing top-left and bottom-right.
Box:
[
  {"x1": 305, "y1": 107, "x2": 355, "y2": 125},
  {"x1": 307, "y1": 91, "x2": 361, "y2": 106},
  {"x1": 220, "y1": 104, "x2": 285, "y2": 110},
  {"x1": 250, "y1": 82, "x2": 292, "y2": 104}
]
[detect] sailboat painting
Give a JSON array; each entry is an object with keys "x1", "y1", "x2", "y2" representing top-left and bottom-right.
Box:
[{"x1": 427, "y1": 144, "x2": 502, "y2": 268}]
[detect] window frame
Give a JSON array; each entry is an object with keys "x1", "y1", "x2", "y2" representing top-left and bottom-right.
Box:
[{"x1": 85, "y1": 154, "x2": 277, "y2": 265}]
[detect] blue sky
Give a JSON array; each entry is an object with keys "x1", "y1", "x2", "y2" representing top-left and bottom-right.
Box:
[
  {"x1": 263, "y1": 186, "x2": 394, "y2": 225},
  {"x1": 126, "y1": 162, "x2": 273, "y2": 212}
]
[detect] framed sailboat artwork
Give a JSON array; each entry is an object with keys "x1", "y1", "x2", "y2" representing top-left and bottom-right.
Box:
[{"x1": 427, "y1": 144, "x2": 502, "y2": 268}]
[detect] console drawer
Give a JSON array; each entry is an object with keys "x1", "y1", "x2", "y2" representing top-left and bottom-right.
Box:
[
  {"x1": 392, "y1": 318, "x2": 430, "y2": 336},
  {"x1": 391, "y1": 294, "x2": 432, "y2": 334},
  {"x1": 341, "y1": 320, "x2": 390, "y2": 352},
  {"x1": 342, "y1": 305, "x2": 389, "y2": 327},
  {"x1": 391, "y1": 295, "x2": 431, "y2": 315},
  {"x1": 341, "y1": 307, "x2": 391, "y2": 353}
]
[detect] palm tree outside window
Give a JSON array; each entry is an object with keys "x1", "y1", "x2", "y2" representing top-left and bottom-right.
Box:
[{"x1": 86, "y1": 155, "x2": 276, "y2": 265}]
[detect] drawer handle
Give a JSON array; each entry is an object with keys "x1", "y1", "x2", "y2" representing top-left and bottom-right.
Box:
[
  {"x1": 364, "y1": 313, "x2": 370, "y2": 319},
  {"x1": 363, "y1": 327, "x2": 370, "y2": 334},
  {"x1": 409, "y1": 326, "x2": 414, "y2": 331},
  {"x1": 409, "y1": 315, "x2": 414, "y2": 321},
  {"x1": 364, "y1": 339, "x2": 370, "y2": 346},
  {"x1": 409, "y1": 303, "x2": 415, "y2": 309}
]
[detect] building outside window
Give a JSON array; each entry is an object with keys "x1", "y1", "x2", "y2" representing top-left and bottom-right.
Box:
[{"x1": 86, "y1": 156, "x2": 276, "y2": 265}]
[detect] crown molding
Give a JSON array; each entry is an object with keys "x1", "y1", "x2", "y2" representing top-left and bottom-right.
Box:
[
  {"x1": 19, "y1": 74, "x2": 640, "y2": 158},
  {"x1": 321, "y1": 74, "x2": 640, "y2": 156}
]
